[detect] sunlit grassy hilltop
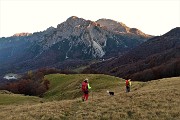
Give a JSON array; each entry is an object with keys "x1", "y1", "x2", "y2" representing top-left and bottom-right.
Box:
[{"x1": 0, "y1": 74, "x2": 179, "y2": 120}]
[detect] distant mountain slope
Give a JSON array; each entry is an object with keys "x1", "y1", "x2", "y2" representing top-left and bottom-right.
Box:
[
  {"x1": 0, "y1": 16, "x2": 151, "y2": 76},
  {"x1": 83, "y1": 27, "x2": 180, "y2": 81},
  {"x1": 0, "y1": 36, "x2": 34, "y2": 65}
]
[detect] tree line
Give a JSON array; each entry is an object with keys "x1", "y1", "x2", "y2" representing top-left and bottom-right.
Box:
[{"x1": 0, "y1": 68, "x2": 77, "y2": 97}]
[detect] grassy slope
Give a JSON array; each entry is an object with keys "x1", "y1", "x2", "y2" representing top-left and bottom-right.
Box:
[
  {"x1": 0, "y1": 91, "x2": 41, "y2": 105},
  {"x1": 0, "y1": 74, "x2": 179, "y2": 120},
  {"x1": 43, "y1": 74, "x2": 122, "y2": 100},
  {"x1": 0, "y1": 94, "x2": 41, "y2": 105}
]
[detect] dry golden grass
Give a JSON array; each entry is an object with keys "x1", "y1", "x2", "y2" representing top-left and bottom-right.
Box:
[{"x1": 0, "y1": 75, "x2": 179, "y2": 120}]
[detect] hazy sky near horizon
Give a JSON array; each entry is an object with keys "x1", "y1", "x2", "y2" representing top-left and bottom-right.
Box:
[{"x1": 0, "y1": 0, "x2": 180, "y2": 37}]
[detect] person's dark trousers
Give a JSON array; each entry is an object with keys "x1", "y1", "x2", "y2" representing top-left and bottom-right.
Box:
[{"x1": 126, "y1": 86, "x2": 130, "y2": 92}]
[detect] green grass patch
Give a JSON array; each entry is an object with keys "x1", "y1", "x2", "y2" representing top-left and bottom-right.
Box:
[
  {"x1": 0, "y1": 94, "x2": 40, "y2": 105},
  {"x1": 44, "y1": 74, "x2": 123, "y2": 100}
]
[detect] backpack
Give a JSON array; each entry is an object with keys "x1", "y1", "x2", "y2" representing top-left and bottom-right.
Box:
[
  {"x1": 126, "y1": 80, "x2": 129, "y2": 86},
  {"x1": 82, "y1": 82, "x2": 88, "y2": 91}
]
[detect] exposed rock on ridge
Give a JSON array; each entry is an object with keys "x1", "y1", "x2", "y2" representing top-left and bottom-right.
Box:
[
  {"x1": 12, "y1": 32, "x2": 32, "y2": 37},
  {"x1": 40, "y1": 16, "x2": 151, "y2": 58},
  {"x1": 96, "y1": 19, "x2": 151, "y2": 37}
]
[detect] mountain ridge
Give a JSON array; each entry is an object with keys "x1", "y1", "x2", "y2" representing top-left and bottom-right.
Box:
[
  {"x1": 96, "y1": 18, "x2": 151, "y2": 38},
  {"x1": 83, "y1": 27, "x2": 180, "y2": 81},
  {"x1": 0, "y1": 16, "x2": 152, "y2": 76}
]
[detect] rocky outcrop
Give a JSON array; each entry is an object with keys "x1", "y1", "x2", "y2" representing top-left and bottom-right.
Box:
[
  {"x1": 40, "y1": 16, "x2": 151, "y2": 59},
  {"x1": 96, "y1": 19, "x2": 130, "y2": 33},
  {"x1": 96, "y1": 19, "x2": 151, "y2": 38},
  {"x1": 12, "y1": 32, "x2": 32, "y2": 37}
]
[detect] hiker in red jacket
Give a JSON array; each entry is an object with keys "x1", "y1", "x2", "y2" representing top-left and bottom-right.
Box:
[
  {"x1": 125, "y1": 79, "x2": 131, "y2": 92},
  {"x1": 82, "y1": 78, "x2": 91, "y2": 101}
]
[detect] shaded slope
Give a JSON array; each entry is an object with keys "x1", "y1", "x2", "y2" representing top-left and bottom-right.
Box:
[{"x1": 83, "y1": 27, "x2": 180, "y2": 81}]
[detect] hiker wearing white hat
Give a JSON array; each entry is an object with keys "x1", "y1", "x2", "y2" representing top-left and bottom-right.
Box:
[{"x1": 81, "y1": 78, "x2": 91, "y2": 101}]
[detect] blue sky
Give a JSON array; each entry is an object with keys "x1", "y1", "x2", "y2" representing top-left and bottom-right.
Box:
[{"x1": 0, "y1": 0, "x2": 180, "y2": 37}]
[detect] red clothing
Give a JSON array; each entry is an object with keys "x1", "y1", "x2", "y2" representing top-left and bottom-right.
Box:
[
  {"x1": 125, "y1": 80, "x2": 131, "y2": 92},
  {"x1": 82, "y1": 81, "x2": 89, "y2": 101},
  {"x1": 83, "y1": 93, "x2": 88, "y2": 101},
  {"x1": 82, "y1": 81, "x2": 88, "y2": 92},
  {"x1": 126, "y1": 80, "x2": 129, "y2": 86}
]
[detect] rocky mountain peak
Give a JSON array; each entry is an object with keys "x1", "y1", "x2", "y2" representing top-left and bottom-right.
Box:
[
  {"x1": 56, "y1": 16, "x2": 92, "y2": 38},
  {"x1": 42, "y1": 26, "x2": 56, "y2": 35},
  {"x1": 66, "y1": 16, "x2": 83, "y2": 21},
  {"x1": 96, "y1": 19, "x2": 130, "y2": 33},
  {"x1": 64, "y1": 16, "x2": 89, "y2": 27},
  {"x1": 41, "y1": 16, "x2": 151, "y2": 58},
  {"x1": 96, "y1": 19, "x2": 152, "y2": 38},
  {"x1": 46, "y1": 26, "x2": 55, "y2": 31},
  {"x1": 12, "y1": 32, "x2": 32, "y2": 37}
]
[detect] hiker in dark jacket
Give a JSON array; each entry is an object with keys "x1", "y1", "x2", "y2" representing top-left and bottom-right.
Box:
[{"x1": 81, "y1": 78, "x2": 91, "y2": 101}]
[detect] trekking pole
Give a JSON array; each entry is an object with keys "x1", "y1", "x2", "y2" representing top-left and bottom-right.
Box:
[{"x1": 91, "y1": 90, "x2": 93, "y2": 102}]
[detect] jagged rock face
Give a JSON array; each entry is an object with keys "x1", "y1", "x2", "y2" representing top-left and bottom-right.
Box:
[
  {"x1": 41, "y1": 16, "x2": 109, "y2": 58},
  {"x1": 0, "y1": 16, "x2": 152, "y2": 75},
  {"x1": 96, "y1": 19, "x2": 151, "y2": 38},
  {"x1": 96, "y1": 19, "x2": 130, "y2": 33},
  {"x1": 57, "y1": 16, "x2": 90, "y2": 38},
  {"x1": 39, "y1": 16, "x2": 151, "y2": 59}
]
